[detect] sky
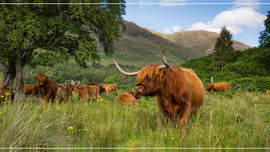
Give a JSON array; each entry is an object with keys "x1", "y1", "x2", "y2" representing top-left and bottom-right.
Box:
[{"x1": 123, "y1": 0, "x2": 270, "y2": 47}]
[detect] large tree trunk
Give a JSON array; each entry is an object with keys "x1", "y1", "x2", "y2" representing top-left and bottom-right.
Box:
[
  {"x1": 15, "y1": 57, "x2": 24, "y2": 98},
  {"x1": 2, "y1": 57, "x2": 16, "y2": 87}
]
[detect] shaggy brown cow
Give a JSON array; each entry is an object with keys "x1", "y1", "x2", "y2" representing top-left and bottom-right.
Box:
[
  {"x1": 0, "y1": 86, "x2": 14, "y2": 103},
  {"x1": 23, "y1": 84, "x2": 39, "y2": 97},
  {"x1": 115, "y1": 90, "x2": 141, "y2": 105},
  {"x1": 114, "y1": 47, "x2": 205, "y2": 127},
  {"x1": 30, "y1": 73, "x2": 58, "y2": 104},
  {"x1": 72, "y1": 82, "x2": 99, "y2": 103},
  {"x1": 57, "y1": 83, "x2": 72, "y2": 102},
  {"x1": 205, "y1": 82, "x2": 230, "y2": 92},
  {"x1": 103, "y1": 84, "x2": 117, "y2": 93}
]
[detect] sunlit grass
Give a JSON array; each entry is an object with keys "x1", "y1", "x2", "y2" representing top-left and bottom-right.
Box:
[{"x1": 0, "y1": 92, "x2": 269, "y2": 150}]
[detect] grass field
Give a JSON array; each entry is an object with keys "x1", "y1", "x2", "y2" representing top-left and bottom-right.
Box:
[{"x1": 0, "y1": 91, "x2": 269, "y2": 151}]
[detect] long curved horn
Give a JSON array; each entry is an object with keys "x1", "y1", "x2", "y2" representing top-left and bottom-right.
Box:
[
  {"x1": 29, "y1": 72, "x2": 35, "y2": 77},
  {"x1": 113, "y1": 59, "x2": 139, "y2": 76},
  {"x1": 47, "y1": 72, "x2": 53, "y2": 77},
  {"x1": 161, "y1": 46, "x2": 170, "y2": 68}
]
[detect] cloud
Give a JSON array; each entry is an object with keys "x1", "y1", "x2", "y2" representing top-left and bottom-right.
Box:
[
  {"x1": 163, "y1": 25, "x2": 181, "y2": 34},
  {"x1": 190, "y1": 6, "x2": 266, "y2": 35},
  {"x1": 160, "y1": 0, "x2": 187, "y2": 7}
]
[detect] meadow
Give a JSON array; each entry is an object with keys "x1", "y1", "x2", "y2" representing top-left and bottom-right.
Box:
[{"x1": 0, "y1": 91, "x2": 269, "y2": 151}]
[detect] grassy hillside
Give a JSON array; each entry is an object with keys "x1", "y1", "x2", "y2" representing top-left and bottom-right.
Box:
[
  {"x1": 0, "y1": 92, "x2": 269, "y2": 149},
  {"x1": 99, "y1": 21, "x2": 200, "y2": 67}
]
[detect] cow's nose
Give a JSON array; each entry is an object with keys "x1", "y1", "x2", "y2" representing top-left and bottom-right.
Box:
[{"x1": 135, "y1": 86, "x2": 142, "y2": 94}]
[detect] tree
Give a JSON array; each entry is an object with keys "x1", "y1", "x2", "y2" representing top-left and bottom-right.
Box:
[
  {"x1": 259, "y1": 10, "x2": 270, "y2": 49},
  {"x1": 212, "y1": 26, "x2": 234, "y2": 71},
  {"x1": 0, "y1": 0, "x2": 126, "y2": 95}
]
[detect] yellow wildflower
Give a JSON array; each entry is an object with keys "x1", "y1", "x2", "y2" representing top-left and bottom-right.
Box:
[
  {"x1": 0, "y1": 96, "x2": 4, "y2": 98},
  {"x1": 0, "y1": 112, "x2": 2, "y2": 115},
  {"x1": 171, "y1": 137, "x2": 175, "y2": 140},
  {"x1": 266, "y1": 90, "x2": 270, "y2": 94},
  {"x1": 67, "y1": 126, "x2": 74, "y2": 130},
  {"x1": 151, "y1": 112, "x2": 154, "y2": 114},
  {"x1": 5, "y1": 92, "x2": 10, "y2": 96}
]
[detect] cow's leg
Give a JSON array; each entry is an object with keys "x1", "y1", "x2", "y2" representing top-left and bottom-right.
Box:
[
  {"x1": 45, "y1": 90, "x2": 52, "y2": 104},
  {"x1": 156, "y1": 96, "x2": 173, "y2": 122},
  {"x1": 51, "y1": 94, "x2": 56, "y2": 103},
  {"x1": 179, "y1": 101, "x2": 191, "y2": 128}
]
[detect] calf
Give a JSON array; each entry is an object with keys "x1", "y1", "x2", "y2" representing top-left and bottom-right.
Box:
[
  {"x1": 57, "y1": 83, "x2": 72, "y2": 102},
  {"x1": 115, "y1": 90, "x2": 141, "y2": 106},
  {"x1": 72, "y1": 83, "x2": 99, "y2": 103},
  {"x1": 88, "y1": 81, "x2": 106, "y2": 96},
  {"x1": 103, "y1": 83, "x2": 117, "y2": 93},
  {"x1": 23, "y1": 84, "x2": 39, "y2": 97}
]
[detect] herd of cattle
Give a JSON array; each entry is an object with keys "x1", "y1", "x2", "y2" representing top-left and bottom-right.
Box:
[
  {"x1": 0, "y1": 74, "x2": 139, "y2": 105},
  {"x1": 0, "y1": 47, "x2": 231, "y2": 128}
]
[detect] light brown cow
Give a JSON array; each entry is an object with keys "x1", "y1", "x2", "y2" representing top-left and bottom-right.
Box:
[
  {"x1": 114, "y1": 47, "x2": 205, "y2": 128},
  {"x1": 205, "y1": 82, "x2": 230, "y2": 92},
  {"x1": 103, "y1": 84, "x2": 117, "y2": 93},
  {"x1": 72, "y1": 82, "x2": 99, "y2": 103},
  {"x1": 23, "y1": 84, "x2": 39, "y2": 97},
  {"x1": 115, "y1": 90, "x2": 141, "y2": 105},
  {"x1": 30, "y1": 73, "x2": 58, "y2": 104},
  {"x1": 88, "y1": 81, "x2": 106, "y2": 96},
  {"x1": 57, "y1": 83, "x2": 72, "y2": 102}
]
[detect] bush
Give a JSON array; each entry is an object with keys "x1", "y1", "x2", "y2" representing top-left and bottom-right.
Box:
[
  {"x1": 104, "y1": 74, "x2": 119, "y2": 84},
  {"x1": 230, "y1": 77, "x2": 270, "y2": 92}
]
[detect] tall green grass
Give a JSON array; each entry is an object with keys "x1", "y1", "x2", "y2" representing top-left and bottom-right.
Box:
[{"x1": 0, "y1": 92, "x2": 269, "y2": 151}]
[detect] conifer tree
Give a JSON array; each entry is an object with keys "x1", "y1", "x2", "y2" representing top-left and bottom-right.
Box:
[{"x1": 212, "y1": 26, "x2": 234, "y2": 71}]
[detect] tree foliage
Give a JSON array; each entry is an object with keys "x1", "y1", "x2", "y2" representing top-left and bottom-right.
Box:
[
  {"x1": 259, "y1": 10, "x2": 270, "y2": 49},
  {"x1": 212, "y1": 26, "x2": 234, "y2": 71},
  {"x1": 0, "y1": 0, "x2": 126, "y2": 93}
]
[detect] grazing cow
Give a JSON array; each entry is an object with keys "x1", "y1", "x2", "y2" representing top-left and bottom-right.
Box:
[
  {"x1": 88, "y1": 81, "x2": 106, "y2": 96},
  {"x1": 23, "y1": 84, "x2": 39, "y2": 97},
  {"x1": 103, "y1": 83, "x2": 117, "y2": 93},
  {"x1": 0, "y1": 86, "x2": 14, "y2": 103},
  {"x1": 72, "y1": 82, "x2": 99, "y2": 103},
  {"x1": 57, "y1": 83, "x2": 72, "y2": 102},
  {"x1": 205, "y1": 82, "x2": 230, "y2": 92},
  {"x1": 114, "y1": 47, "x2": 205, "y2": 128},
  {"x1": 115, "y1": 90, "x2": 141, "y2": 105},
  {"x1": 30, "y1": 73, "x2": 58, "y2": 104}
]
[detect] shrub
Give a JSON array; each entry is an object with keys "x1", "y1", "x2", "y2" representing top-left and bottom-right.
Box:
[{"x1": 230, "y1": 77, "x2": 270, "y2": 92}]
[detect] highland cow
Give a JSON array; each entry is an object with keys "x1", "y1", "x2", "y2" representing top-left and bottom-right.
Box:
[{"x1": 114, "y1": 47, "x2": 205, "y2": 127}]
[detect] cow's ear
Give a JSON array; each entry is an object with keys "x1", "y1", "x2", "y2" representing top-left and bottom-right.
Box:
[{"x1": 46, "y1": 76, "x2": 50, "y2": 80}]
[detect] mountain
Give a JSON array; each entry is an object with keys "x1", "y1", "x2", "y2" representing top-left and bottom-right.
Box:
[
  {"x1": 145, "y1": 29, "x2": 252, "y2": 55},
  {"x1": 99, "y1": 21, "x2": 252, "y2": 67},
  {"x1": 100, "y1": 21, "x2": 200, "y2": 67}
]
